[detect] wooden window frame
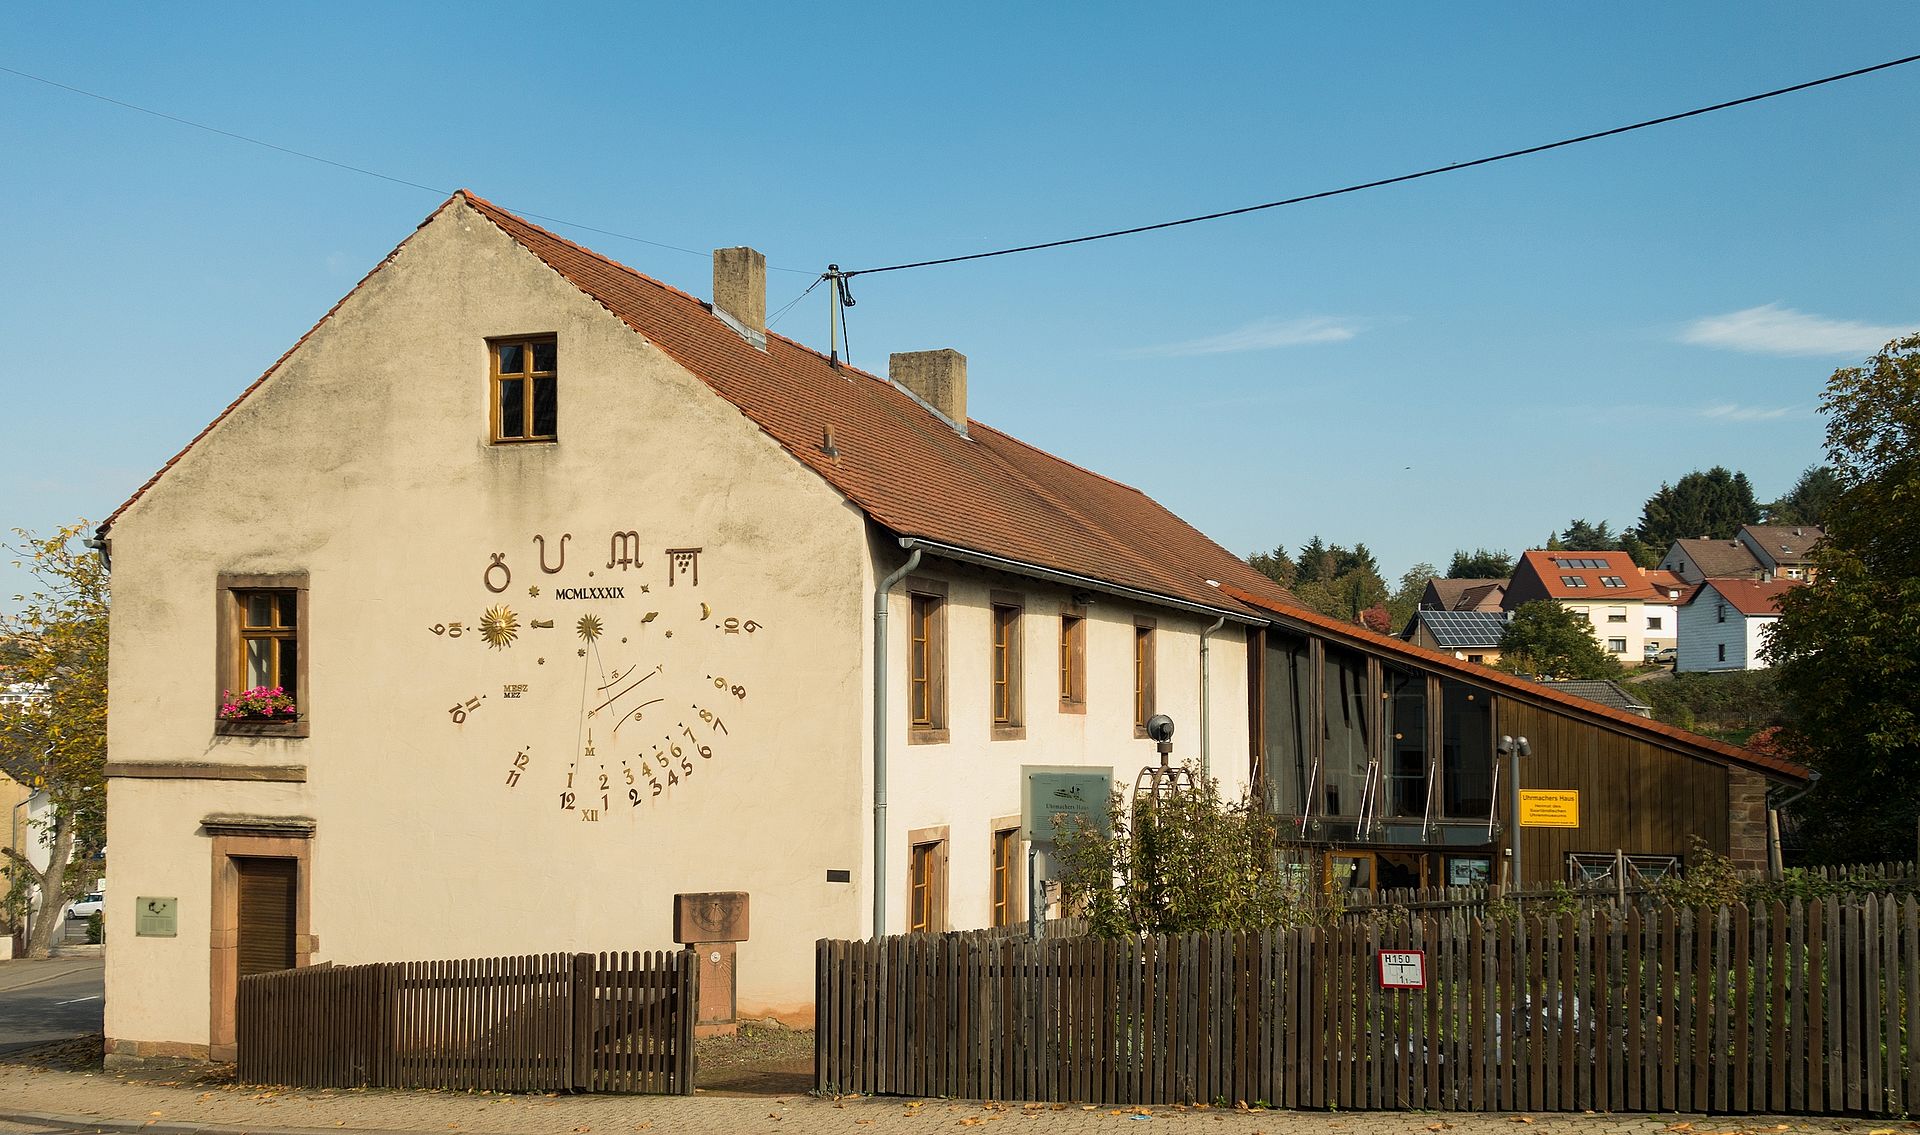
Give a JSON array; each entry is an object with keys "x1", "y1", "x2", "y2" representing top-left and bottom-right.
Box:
[
  {"x1": 905, "y1": 825, "x2": 950, "y2": 934},
  {"x1": 215, "y1": 572, "x2": 310, "y2": 739},
  {"x1": 990, "y1": 819, "x2": 1025, "y2": 928},
  {"x1": 1058, "y1": 605, "x2": 1087, "y2": 713},
  {"x1": 488, "y1": 333, "x2": 558, "y2": 444},
  {"x1": 906, "y1": 578, "x2": 949, "y2": 744},
  {"x1": 1132, "y1": 616, "x2": 1157, "y2": 737},
  {"x1": 990, "y1": 591, "x2": 1025, "y2": 740}
]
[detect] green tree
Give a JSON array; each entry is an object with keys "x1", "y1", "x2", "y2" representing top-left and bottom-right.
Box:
[
  {"x1": 1765, "y1": 335, "x2": 1920, "y2": 863},
  {"x1": 1246, "y1": 544, "x2": 1297, "y2": 589},
  {"x1": 1630, "y1": 466, "x2": 1762, "y2": 550},
  {"x1": 1495, "y1": 600, "x2": 1619, "y2": 680},
  {"x1": 1557, "y1": 519, "x2": 1618, "y2": 551},
  {"x1": 1293, "y1": 536, "x2": 1334, "y2": 584},
  {"x1": 1383, "y1": 562, "x2": 1438, "y2": 634},
  {"x1": 0, "y1": 524, "x2": 109, "y2": 958},
  {"x1": 1446, "y1": 548, "x2": 1513, "y2": 579},
  {"x1": 1052, "y1": 767, "x2": 1310, "y2": 937},
  {"x1": 1764, "y1": 465, "x2": 1842, "y2": 527}
]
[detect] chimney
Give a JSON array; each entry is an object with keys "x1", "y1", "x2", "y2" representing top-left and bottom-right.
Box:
[
  {"x1": 712, "y1": 247, "x2": 766, "y2": 349},
  {"x1": 889, "y1": 350, "x2": 968, "y2": 434}
]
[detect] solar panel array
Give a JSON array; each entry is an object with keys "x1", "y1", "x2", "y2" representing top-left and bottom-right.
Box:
[{"x1": 1415, "y1": 609, "x2": 1509, "y2": 648}]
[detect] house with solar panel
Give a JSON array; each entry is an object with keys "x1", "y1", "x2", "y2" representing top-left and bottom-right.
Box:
[
  {"x1": 95, "y1": 191, "x2": 1811, "y2": 1065},
  {"x1": 1400, "y1": 608, "x2": 1508, "y2": 665}
]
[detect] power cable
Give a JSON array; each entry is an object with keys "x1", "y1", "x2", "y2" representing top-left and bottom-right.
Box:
[
  {"x1": 767, "y1": 274, "x2": 828, "y2": 330},
  {"x1": 840, "y1": 52, "x2": 1920, "y2": 279},
  {"x1": 0, "y1": 64, "x2": 813, "y2": 272}
]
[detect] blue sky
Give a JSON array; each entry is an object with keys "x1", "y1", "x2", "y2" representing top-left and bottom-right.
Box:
[{"x1": 5, "y1": 4, "x2": 1918, "y2": 610}]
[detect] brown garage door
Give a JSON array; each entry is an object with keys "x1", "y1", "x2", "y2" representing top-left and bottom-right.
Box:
[{"x1": 236, "y1": 857, "x2": 297, "y2": 976}]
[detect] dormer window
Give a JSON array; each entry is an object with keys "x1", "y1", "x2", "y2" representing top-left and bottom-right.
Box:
[{"x1": 491, "y1": 336, "x2": 557, "y2": 443}]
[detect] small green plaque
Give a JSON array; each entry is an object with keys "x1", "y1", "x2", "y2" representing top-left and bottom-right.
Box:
[
  {"x1": 1022, "y1": 767, "x2": 1113, "y2": 842},
  {"x1": 135, "y1": 896, "x2": 177, "y2": 938}
]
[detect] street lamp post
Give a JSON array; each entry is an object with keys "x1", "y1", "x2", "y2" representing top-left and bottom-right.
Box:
[{"x1": 1497, "y1": 734, "x2": 1531, "y2": 894}]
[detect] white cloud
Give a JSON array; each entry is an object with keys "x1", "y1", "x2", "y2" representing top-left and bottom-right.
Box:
[
  {"x1": 1696, "y1": 402, "x2": 1797, "y2": 423},
  {"x1": 1126, "y1": 315, "x2": 1360, "y2": 358},
  {"x1": 1680, "y1": 304, "x2": 1912, "y2": 357}
]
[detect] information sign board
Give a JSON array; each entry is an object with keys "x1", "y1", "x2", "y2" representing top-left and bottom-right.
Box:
[
  {"x1": 1518, "y1": 788, "x2": 1580, "y2": 828},
  {"x1": 1378, "y1": 950, "x2": 1426, "y2": 989},
  {"x1": 1022, "y1": 767, "x2": 1113, "y2": 842},
  {"x1": 135, "y1": 896, "x2": 178, "y2": 938}
]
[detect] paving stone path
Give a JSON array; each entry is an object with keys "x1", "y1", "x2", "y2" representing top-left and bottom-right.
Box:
[{"x1": 0, "y1": 1063, "x2": 1911, "y2": 1135}]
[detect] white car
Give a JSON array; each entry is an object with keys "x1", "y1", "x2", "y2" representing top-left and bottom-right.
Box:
[{"x1": 67, "y1": 892, "x2": 104, "y2": 919}]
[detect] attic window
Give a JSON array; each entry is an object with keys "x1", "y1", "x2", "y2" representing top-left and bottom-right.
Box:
[
  {"x1": 1599, "y1": 576, "x2": 1626, "y2": 588},
  {"x1": 491, "y1": 336, "x2": 557, "y2": 443},
  {"x1": 1560, "y1": 576, "x2": 1588, "y2": 588}
]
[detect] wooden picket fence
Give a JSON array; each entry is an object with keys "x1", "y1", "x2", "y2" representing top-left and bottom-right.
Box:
[
  {"x1": 237, "y1": 950, "x2": 696, "y2": 1094},
  {"x1": 816, "y1": 896, "x2": 1918, "y2": 1113}
]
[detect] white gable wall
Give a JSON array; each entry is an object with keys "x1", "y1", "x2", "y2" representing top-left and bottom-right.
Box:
[{"x1": 104, "y1": 201, "x2": 875, "y2": 1053}]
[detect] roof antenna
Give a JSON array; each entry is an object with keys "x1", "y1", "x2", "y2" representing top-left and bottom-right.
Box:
[{"x1": 826, "y1": 265, "x2": 856, "y2": 367}]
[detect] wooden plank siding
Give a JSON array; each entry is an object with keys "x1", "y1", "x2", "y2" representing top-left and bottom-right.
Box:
[
  {"x1": 818, "y1": 898, "x2": 1917, "y2": 1114},
  {"x1": 1497, "y1": 700, "x2": 1729, "y2": 885}
]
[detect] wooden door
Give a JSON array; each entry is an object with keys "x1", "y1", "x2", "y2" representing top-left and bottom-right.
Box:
[{"x1": 236, "y1": 857, "x2": 297, "y2": 976}]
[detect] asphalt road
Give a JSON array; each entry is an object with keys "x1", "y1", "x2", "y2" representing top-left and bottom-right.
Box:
[{"x1": 0, "y1": 957, "x2": 103, "y2": 1056}]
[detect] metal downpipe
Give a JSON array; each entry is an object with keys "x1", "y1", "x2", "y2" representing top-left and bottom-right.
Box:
[
  {"x1": 1199, "y1": 615, "x2": 1226, "y2": 778},
  {"x1": 872, "y1": 543, "x2": 923, "y2": 938}
]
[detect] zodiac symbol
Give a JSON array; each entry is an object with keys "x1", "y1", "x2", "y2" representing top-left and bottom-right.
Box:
[
  {"x1": 667, "y1": 548, "x2": 701, "y2": 587},
  {"x1": 608, "y1": 531, "x2": 643, "y2": 571},
  {"x1": 534, "y1": 533, "x2": 571, "y2": 574},
  {"x1": 483, "y1": 553, "x2": 511, "y2": 594}
]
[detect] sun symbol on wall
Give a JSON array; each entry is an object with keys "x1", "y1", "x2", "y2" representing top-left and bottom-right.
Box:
[
  {"x1": 479, "y1": 605, "x2": 520, "y2": 650},
  {"x1": 576, "y1": 614, "x2": 604, "y2": 643}
]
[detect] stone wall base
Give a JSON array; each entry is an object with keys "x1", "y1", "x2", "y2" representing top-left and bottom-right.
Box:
[{"x1": 105, "y1": 1037, "x2": 214, "y2": 1069}]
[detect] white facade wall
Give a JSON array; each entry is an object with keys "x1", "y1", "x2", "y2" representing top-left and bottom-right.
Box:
[
  {"x1": 878, "y1": 559, "x2": 1250, "y2": 936},
  {"x1": 1676, "y1": 586, "x2": 1776, "y2": 672},
  {"x1": 105, "y1": 205, "x2": 875, "y2": 1050},
  {"x1": 1565, "y1": 598, "x2": 1657, "y2": 662}
]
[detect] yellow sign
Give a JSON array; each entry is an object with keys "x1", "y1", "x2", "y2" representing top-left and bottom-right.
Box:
[{"x1": 1519, "y1": 789, "x2": 1580, "y2": 828}]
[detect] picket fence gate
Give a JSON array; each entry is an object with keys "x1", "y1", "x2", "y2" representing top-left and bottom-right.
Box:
[{"x1": 237, "y1": 949, "x2": 696, "y2": 1094}]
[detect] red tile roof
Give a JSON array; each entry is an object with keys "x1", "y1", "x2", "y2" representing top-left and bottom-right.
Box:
[
  {"x1": 1693, "y1": 578, "x2": 1802, "y2": 617},
  {"x1": 1514, "y1": 550, "x2": 1680, "y2": 602},
  {"x1": 104, "y1": 192, "x2": 1292, "y2": 622}
]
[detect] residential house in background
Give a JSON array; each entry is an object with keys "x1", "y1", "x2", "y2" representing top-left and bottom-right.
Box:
[
  {"x1": 1418, "y1": 578, "x2": 1507, "y2": 612},
  {"x1": 1536, "y1": 679, "x2": 1653, "y2": 718},
  {"x1": 1677, "y1": 579, "x2": 1800, "y2": 673},
  {"x1": 1659, "y1": 537, "x2": 1766, "y2": 585},
  {"x1": 1503, "y1": 551, "x2": 1685, "y2": 662},
  {"x1": 1659, "y1": 525, "x2": 1825, "y2": 585},
  {"x1": 1736, "y1": 524, "x2": 1824, "y2": 581},
  {"x1": 1400, "y1": 609, "x2": 1506, "y2": 665}
]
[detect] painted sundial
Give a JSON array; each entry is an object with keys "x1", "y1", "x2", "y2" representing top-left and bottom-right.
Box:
[{"x1": 434, "y1": 531, "x2": 764, "y2": 826}]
